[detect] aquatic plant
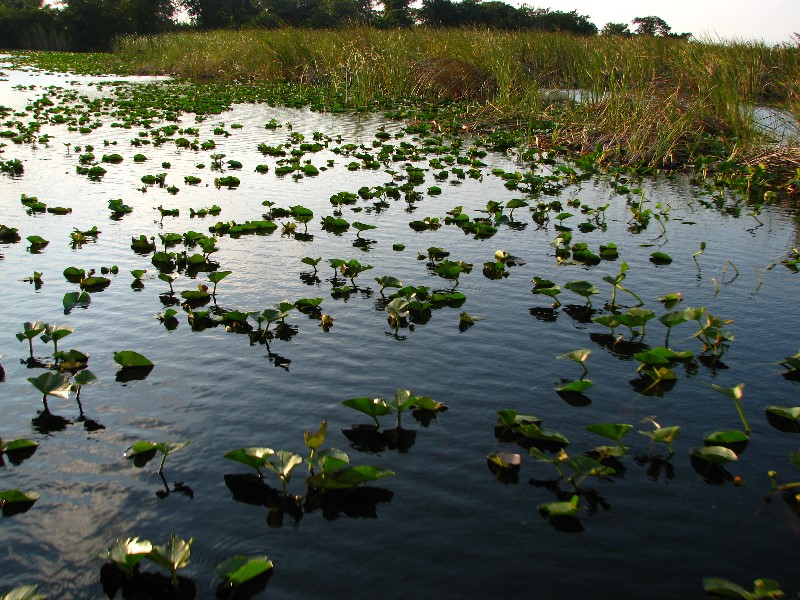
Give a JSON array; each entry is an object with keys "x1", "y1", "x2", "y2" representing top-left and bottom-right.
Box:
[
  {"x1": 0, "y1": 584, "x2": 46, "y2": 599},
  {"x1": 149, "y1": 535, "x2": 193, "y2": 588},
  {"x1": 16, "y1": 321, "x2": 46, "y2": 357},
  {"x1": 708, "y1": 383, "x2": 749, "y2": 432},
  {"x1": 27, "y1": 372, "x2": 72, "y2": 413},
  {"x1": 701, "y1": 577, "x2": 783, "y2": 599}
]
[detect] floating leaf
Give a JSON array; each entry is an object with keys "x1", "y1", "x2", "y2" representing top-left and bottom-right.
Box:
[
  {"x1": 538, "y1": 494, "x2": 579, "y2": 517},
  {"x1": 691, "y1": 446, "x2": 738, "y2": 465},
  {"x1": 556, "y1": 379, "x2": 593, "y2": 393},
  {"x1": 215, "y1": 555, "x2": 274, "y2": 586},
  {"x1": 585, "y1": 423, "x2": 633, "y2": 442},
  {"x1": 113, "y1": 351, "x2": 154, "y2": 368},
  {"x1": 704, "y1": 431, "x2": 748, "y2": 445},
  {"x1": 765, "y1": 406, "x2": 800, "y2": 421}
]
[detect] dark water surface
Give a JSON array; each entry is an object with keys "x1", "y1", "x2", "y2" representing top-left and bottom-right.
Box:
[{"x1": 1, "y1": 64, "x2": 799, "y2": 599}]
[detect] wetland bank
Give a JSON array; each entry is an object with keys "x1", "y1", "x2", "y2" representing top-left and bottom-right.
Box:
[{"x1": 1, "y1": 31, "x2": 799, "y2": 599}]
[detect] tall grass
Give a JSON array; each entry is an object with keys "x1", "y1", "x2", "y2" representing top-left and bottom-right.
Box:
[{"x1": 114, "y1": 28, "x2": 800, "y2": 167}]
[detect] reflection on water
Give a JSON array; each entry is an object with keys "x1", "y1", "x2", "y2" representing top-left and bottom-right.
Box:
[{"x1": 1, "y1": 64, "x2": 800, "y2": 599}]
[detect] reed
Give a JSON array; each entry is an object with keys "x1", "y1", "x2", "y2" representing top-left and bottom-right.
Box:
[{"x1": 113, "y1": 28, "x2": 800, "y2": 167}]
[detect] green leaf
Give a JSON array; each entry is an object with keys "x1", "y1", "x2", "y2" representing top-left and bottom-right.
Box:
[
  {"x1": 1, "y1": 439, "x2": 38, "y2": 453},
  {"x1": 538, "y1": 495, "x2": 579, "y2": 517},
  {"x1": 208, "y1": 270, "x2": 232, "y2": 284},
  {"x1": 100, "y1": 537, "x2": 153, "y2": 575},
  {"x1": 264, "y1": 450, "x2": 304, "y2": 480},
  {"x1": 387, "y1": 389, "x2": 417, "y2": 413},
  {"x1": 650, "y1": 251, "x2": 673, "y2": 264},
  {"x1": 585, "y1": 423, "x2": 632, "y2": 442},
  {"x1": 639, "y1": 425, "x2": 681, "y2": 447},
  {"x1": 148, "y1": 534, "x2": 193, "y2": 580},
  {"x1": 564, "y1": 280, "x2": 599, "y2": 298},
  {"x1": 223, "y1": 447, "x2": 274, "y2": 472},
  {"x1": 708, "y1": 382, "x2": 745, "y2": 401},
  {"x1": 63, "y1": 291, "x2": 91, "y2": 311},
  {"x1": 702, "y1": 577, "x2": 783, "y2": 599},
  {"x1": 73, "y1": 369, "x2": 97, "y2": 386},
  {"x1": 215, "y1": 555, "x2": 274, "y2": 585},
  {"x1": 375, "y1": 275, "x2": 403, "y2": 290},
  {"x1": 765, "y1": 406, "x2": 800, "y2": 420},
  {"x1": 342, "y1": 397, "x2": 392, "y2": 425},
  {"x1": 309, "y1": 464, "x2": 395, "y2": 490},
  {"x1": 113, "y1": 351, "x2": 154, "y2": 368},
  {"x1": 80, "y1": 276, "x2": 111, "y2": 291},
  {"x1": 691, "y1": 446, "x2": 738, "y2": 465},
  {"x1": 0, "y1": 489, "x2": 40, "y2": 504},
  {"x1": 0, "y1": 584, "x2": 47, "y2": 600},
  {"x1": 704, "y1": 431, "x2": 748, "y2": 445},
  {"x1": 304, "y1": 420, "x2": 327, "y2": 452},
  {"x1": 516, "y1": 423, "x2": 569, "y2": 445},
  {"x1": 28, "y1": 372, "x2": 72, "y2": 399},
  {"x1": 16, "y1": 321, "x2": 46, "y2": 341},
  {"x1": 496, "y1": 410, "x2": 541, "y2": 428},
  {"x1": 556, "y1": 379, "x2": 593, "y2": 393},
  {"x1": 123, "y1": 441, "x2": 158, "y2": 457},
  {"x1": 557, "y1": 348, "x2": 591, "y2": 364}
]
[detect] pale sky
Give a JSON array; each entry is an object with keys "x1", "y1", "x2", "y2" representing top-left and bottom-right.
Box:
[{"x1": 533, "y1": 0, "x2": 800, "y2": 44}]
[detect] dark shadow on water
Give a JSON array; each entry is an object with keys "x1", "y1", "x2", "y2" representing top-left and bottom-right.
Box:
[
  {"x1": 529, "y1": 306, "x2": 558, "y2": 323},
  {"x1": 765, "y1": 411, "x2": 800, "y2": 433},
  {"x1": 634, "y1": 454, "x2": 676, "y2": 481},
  {"x1": 629, "y1": 376, "x2": 677, "y2": 398},
  {"x1": 562, "y1": 304, "x2": 596, "y2": 324},
  {"x1": 32, "y1": 411, "x2": 71, "y2": 435},
  {"x1": 557, "y1": 389, "x2": 591, "y2": 407},
  {"x1": 304, "y1": 486, "x2": 393, "y2": 520},
  {"x1": 589, "y1": 333, "x2": 648, "y2": 360},
  {"x1": 342, "y1": 425, "x2": 417, "y2": 453},
  {"x1": 690, "y1": 455, "x2": 733, "y2": 485},
  {"x1": 116, "y1": 365, "x2": 154, "y2": 383},
  {"x1": 215, "y1": 569, "x2": 272, "y2": 600},
  {"x1": 100, "y1": 563, "x2": 196, "y2": 599},
  {"x1": 2, "y1": 445, "x2": 38, "y2": 466},
  {"x1": 223, "y1": 473, "x2": 302, "y2": 528}
]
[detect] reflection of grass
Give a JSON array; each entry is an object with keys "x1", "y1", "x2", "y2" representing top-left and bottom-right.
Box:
[{"x1": 109, "y1": 28, "x2": 799, "y2": 167}]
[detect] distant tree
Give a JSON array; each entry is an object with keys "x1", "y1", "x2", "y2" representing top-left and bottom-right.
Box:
[
  {"x1": 523, "y1": 7, "x2": 597, "y2": 35},
  {"x1": 0, "y1": 0, "x2": 64, "y2": 49},
  {"x1": 181, "y1": 0, "x2": 260, "y2": 28},
  {"x1": 61, "y1": 0, "x2": 177, "y2": 49},
  {"x1": 601, "y1": 21, "x2": 632, "y2": 37},
  {"x1": 632, "y1": 15, "x2": 670, "y2": 36},
  {"x1": 378, "y1": 0, "x2": 413, "y2": 27},
  {"x1": 417, "y1": 0, "x2": 461, "y2": 27}
]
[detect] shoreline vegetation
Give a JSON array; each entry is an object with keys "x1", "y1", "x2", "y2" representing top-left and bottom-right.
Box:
[{"x1": 7, "y1": 28, "x2": 800, "y2": 190}]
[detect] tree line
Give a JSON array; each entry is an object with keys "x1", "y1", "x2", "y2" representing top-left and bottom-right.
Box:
[{"x1": 0, "y1": 0, "x2": 690, "y2": 52}]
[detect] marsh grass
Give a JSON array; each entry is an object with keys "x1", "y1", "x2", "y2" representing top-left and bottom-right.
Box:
[{"x1": 109, "y1": 29, "x2": 798, "y2": 166}]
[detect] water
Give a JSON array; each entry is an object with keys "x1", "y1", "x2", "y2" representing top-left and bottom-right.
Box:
[{"x1": 1, "y1": 65, "x2": 800, "y2": 599}]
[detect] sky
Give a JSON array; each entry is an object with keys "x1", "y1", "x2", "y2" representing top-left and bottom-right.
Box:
[{"x1": 533, "y1": 0, "x2": 800, "y2": 44}]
